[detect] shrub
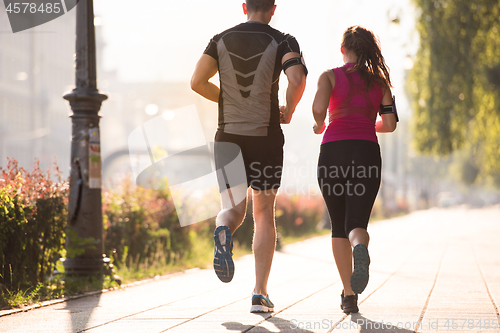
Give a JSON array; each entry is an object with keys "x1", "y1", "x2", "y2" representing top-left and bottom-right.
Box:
[
  {"x1": 0, "y1": 158, "x2": 67, "y2": 290},
  {"x1": 102, "y1": 177, "x2": 213, "y2": 271}
]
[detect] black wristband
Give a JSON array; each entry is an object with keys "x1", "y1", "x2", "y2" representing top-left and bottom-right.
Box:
[
  {"x1": 282, "y1": 53, "x2": 308, "y2": 76},
  {"x1": 379, "y1": 96, "x2": 399, "y2": 122},
  {"x1": 379, "y1": 104, "x2": 393, "y2": 114}
]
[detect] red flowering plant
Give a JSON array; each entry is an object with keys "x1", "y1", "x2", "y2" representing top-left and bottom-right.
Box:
[{"x1": 0, "y1": 158, "x2": 68, "y2": 290}]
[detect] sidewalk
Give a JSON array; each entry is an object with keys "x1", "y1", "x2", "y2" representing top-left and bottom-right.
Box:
[{"x1": 1, "y1": 206, "x2": 499, "y2": 333}]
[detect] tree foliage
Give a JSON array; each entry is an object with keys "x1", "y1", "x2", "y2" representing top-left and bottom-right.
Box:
[{"x1": 409, "y1": 0, "x2": 500, "y2": 182}]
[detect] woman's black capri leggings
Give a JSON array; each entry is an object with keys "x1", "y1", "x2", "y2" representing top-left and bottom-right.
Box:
[{"x1": 317, "y1": 140, "x2": 382, "y2": 238}]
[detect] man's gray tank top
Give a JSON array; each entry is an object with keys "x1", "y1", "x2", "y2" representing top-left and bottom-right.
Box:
[{"x1": 204, "y1": 21, "x2": 302, "y2": 136}]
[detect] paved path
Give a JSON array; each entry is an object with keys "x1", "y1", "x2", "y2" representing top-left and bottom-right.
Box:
[{"x1": 1, "y1": 206, "x2": 500, "y2": 333}]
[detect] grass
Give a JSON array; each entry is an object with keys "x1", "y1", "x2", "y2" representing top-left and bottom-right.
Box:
[
  {"x1": 0, "y1": 274, "x2": 117, "y2": 310},
  {"x1": 113, "y1": 232, "x2": 215, "y2": 283},
  {"x1": 2, "y1": 284, "x2": 42, "y2": 309}
]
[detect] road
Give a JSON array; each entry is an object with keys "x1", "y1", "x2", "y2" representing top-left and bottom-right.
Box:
[{"x1": 1, "y1": 206, "x2": 499, "y2": 332}]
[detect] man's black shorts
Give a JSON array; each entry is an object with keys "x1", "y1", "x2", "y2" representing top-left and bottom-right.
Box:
[{"x1": 214, "y1": 130, "x2": 284, "y2": 192}]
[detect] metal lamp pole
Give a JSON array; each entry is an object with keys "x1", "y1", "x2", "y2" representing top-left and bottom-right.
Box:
[{"x1": 63, "y1": 0, "x2": 107, "y2": 276}]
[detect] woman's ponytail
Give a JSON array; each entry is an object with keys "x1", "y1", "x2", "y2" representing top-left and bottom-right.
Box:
[{"x1": 341, "y1": 26, "x2": 392, "y2": 91}]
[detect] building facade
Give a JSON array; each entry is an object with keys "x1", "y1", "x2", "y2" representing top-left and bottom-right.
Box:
[{"x1": 0, "y1": 7, "x2": 76, "y2": 172}]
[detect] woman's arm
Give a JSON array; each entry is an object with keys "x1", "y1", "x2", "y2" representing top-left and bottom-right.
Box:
[
  {"x1": 375, "y1": 87, "x2": 397, "y2": 133},
  {"x1": 312, "y1": 71, "x2": 334, "y2": 134}
]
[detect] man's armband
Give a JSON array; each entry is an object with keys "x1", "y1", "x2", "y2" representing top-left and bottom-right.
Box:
[
  {"x1": 379, "y1": 95, "x2": 399, "y2": 122},
  {"x1": 282, "y1": 52, "x2": 308, "y2": 76}
]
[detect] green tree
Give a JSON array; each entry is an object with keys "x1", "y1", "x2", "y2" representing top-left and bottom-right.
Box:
[{"x1": 409, "y1": 0, "x2": 500, "y2": 184}]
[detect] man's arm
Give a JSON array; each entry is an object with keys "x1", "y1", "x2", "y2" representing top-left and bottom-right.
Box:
[
  {"x1": 280, "y1": 52, "x2": 306, "y2": 124},
  {"x1": 190, "y1": 54, "x2": 219, "y2": 103}
]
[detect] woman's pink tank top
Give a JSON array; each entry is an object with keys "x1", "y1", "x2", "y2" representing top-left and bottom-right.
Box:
[{"x1": 321, "y1": 63, "x2": 383, "y2": 144}]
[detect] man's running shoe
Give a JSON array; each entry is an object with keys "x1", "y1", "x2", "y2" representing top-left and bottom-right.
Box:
[
  {"x1": 250, "y1": 294, "x2": 274, "y2": 313},
  {"x1": 213, "y1": 225, "x2": 234, "y2": 283},
  {"x1": 350, "y1": 244, "x2": 370, "y2": 294},
  {"x1": 340, "y1": 290, "x2": 359, "y2": 314}
]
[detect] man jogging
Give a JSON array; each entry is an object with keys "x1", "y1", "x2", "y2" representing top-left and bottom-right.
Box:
[{"x1": 191, "y1": 0, "x2": 307, "y2": 313}]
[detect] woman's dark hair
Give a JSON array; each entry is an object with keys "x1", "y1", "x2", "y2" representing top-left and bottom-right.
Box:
[
  {"x1": 341, "y1": 26, "x2": 392, "y2": 90},
  {"x1": 246, "y1": 0, "x2": 275, "y2": 13}
]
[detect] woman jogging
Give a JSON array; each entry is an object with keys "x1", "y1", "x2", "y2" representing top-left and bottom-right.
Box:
[{"x1": 312, "y1": 26, "x2": 397, "y2": 314}]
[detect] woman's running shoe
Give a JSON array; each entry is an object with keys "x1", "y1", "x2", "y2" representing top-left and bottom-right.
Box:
[
  {"x1": 340, "y1": 290, "x2": 359, "y2": 314},
  {"x1": 250, "y1": 293, "x2": 274, "y2": 313},
  {"x1": 213, "y1": 225, "x2": 234, "y2": 283},
  {"x1": 350, "y1": 244, "x2": 370, "y2": 294}
]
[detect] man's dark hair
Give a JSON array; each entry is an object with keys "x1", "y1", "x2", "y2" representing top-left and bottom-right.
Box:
[{"x1": 246, "y1": 0, "x2": 275, "y2": 13}]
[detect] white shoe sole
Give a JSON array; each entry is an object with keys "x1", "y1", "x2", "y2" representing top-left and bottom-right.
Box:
[{"x1": 250, "y1": 305, "x2": 274, "y2": 313}]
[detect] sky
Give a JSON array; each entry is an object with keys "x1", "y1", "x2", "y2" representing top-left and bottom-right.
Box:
[{"x1": 94, "y1": 0, "x2": 419, "y2": 88}]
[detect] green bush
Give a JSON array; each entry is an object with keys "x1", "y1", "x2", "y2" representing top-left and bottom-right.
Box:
[
  {"x1": 102, "y1": 177, "x2": 212, "y2": 271},
  {"x1": 0, "y1": 159, "x2": 67, "y2": 290}
]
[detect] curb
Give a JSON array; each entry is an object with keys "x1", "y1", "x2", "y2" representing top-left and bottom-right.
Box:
[{"x1": 0, "y1": 269, "x2": 197, "y2": 318}]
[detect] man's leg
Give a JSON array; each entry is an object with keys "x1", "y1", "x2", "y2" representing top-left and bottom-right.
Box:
[
  {"x1": 252, "y1": 189, "x2": 277, "y2": 296},
  {"x1": 213, "y1": 183, "x2": 248, "y2": 283},
  {"x1": 213, "y1": 132, "x2": 248, "y2": 233},
  {"x1": 216, "y1": 183, "x2": 249, "y2": 233}
]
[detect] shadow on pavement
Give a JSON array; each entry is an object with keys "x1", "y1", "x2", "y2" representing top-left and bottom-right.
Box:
[
  {"x1": 222, "y1": 315, "x2": 316, "y2": 332},
  {"x1": 351, "y1": 313, "x2": 416, "y2": 333},
  {"x1": 64, "y1": 293, "x2": 101, "y2": 333},
  {"x1": 59, "y1": 276, "x2": 103, "y2": 333}
]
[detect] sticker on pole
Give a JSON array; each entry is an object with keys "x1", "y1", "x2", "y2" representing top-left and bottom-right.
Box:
[
  {"x1": 89, "y1": 127, "x2": 101, "y2": 189},
  {"x1": 128, "y1": 105, "x2": 247, "y2": 227},
  {"x1": 3, "y1": 0, "x2": 79, "y2": 33}
]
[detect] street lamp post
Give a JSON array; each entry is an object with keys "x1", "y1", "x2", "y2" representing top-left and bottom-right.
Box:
[{"x1": 63, "y1": 0, "x2": 108, "y2": 276}]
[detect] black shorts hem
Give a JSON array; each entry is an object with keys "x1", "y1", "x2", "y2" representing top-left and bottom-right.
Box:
[{"x1": 215, "y1": 130, "x2": 284, "y2": 192}]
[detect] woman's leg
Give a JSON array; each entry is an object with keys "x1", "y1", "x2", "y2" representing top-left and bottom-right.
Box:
[
  {"x1": 343, "y1": 140, "x2": 381, "y2": 294},
  {"x1": 344, "y1": 142, "x2": 381, "y2": 247},
  {"x1": 318, "y1": 142, "x2": 354, "y2": 294},
  {"x1": 349, "y1": 228, "x2": 369, "y2": 248},
  {"x1": 332, "y1": 237, "x2": 354, "y2": 295},
  {"x1": 344, "y1": 140, "x2": 381, "y2": 238}
]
